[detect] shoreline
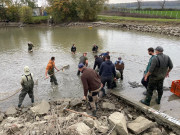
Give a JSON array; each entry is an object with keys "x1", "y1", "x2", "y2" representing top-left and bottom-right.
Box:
[
  {"x1": 0, "y1": 93, "x2": 179, "y2": 135},
  {"x1": 1, "y1": 21, "x2": 180, "y2": 37}
]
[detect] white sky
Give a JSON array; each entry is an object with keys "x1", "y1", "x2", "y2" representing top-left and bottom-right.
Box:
[{"x1": 108, "y1": 0, "x2": 175, "y2": 3}]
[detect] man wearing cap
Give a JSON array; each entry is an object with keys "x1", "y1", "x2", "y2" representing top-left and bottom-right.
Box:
[
  {"x1": 100, "y1": 51, "x2": 110, "y2": 61},
  {"x1": 45, "y1": 57, "x2": 60, "y2": 85},
  {"x1": 78, "y1": 63, "x2": 102, "y2": 117},
  {"x1": 115, "y1": 57, "x2": 124, "y2": 80},
  {"x1": 77, "y1": 53, "x2": 88, "y2": 75},
  {"x1": 18, "y1": 66, "x2": 34, "y2": 108},
  {"x1": 141, "y1": 47, "x2": 155, "y2": 95},
  {"x1": 140, "y1": 46, "x2": 173, "y2": 106}
]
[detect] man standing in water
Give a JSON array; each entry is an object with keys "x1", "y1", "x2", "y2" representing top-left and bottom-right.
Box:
[
  {"x1": 45, "y1": 57, "x2": 60, "y2": 85},
  {"x1": 92, "y1": 45, "x2": 98, "y2": 53},
  {"x1": 99, "y1": 55, "x2": 116, "y2": 96},
  {"x1": 140, "y1": 46, "x2": 173, "y2": 106},
  {"x1": 141, "y1": 47, "x2": 155, "y2": 95},
  {"x1": 28, "y1": 42, "x2": 34, "y2": 52},
  {"x1": 115, "y1": 57, "x2": 124, "y2": 80},
  {"x1": 18, "y1": 66, "x2": 34, "y2": 108},
  {"x1": 78, "y1": 63, "x2": 102, "y2": 117},
  {"x1": 71, "y1": 44, "x2": 76, "y2": 54},
  {"x1": 77, "y1": 53, "x2": 88, "y2": 75}
]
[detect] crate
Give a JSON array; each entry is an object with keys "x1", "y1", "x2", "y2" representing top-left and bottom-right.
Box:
[{"x1": 170, "y1": 80, "x2": 180, "y2": 97}]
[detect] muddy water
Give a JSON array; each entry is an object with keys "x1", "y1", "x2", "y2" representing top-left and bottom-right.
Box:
[{"x1": 0, "y1": 27, "x2": 180, "y2": 110}]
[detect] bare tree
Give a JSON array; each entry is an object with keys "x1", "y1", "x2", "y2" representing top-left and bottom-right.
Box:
[
  {"x1": 137, "y1": 0, "x2": 142, "y2": 10},
  {"x1": 159, "y1": 0, "x2": 166, "y2": 9}
]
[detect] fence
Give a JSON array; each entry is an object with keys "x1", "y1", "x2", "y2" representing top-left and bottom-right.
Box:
[{"x1": 108, "y1": 9, "x2": 180, "y2": 19}]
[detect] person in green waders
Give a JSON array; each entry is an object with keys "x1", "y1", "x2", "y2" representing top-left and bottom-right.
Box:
[
  {"x1": 18, "y1": 66, "x2": 34, "y2": 108},
  {"x1": 45, "y1": 57, "x2": 59, "y2": 85}
]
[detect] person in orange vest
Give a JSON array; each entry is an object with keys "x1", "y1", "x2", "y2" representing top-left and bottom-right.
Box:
[{"x1": 45, "y1": 57, "x2": 59, "y2": 85}]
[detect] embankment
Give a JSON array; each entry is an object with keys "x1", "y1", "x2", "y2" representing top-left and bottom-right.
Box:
[{"x1": 0, "y1": 93, "x2": 179, "y2": 135}]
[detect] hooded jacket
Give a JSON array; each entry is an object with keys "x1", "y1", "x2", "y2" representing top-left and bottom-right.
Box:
[{"x1": 99, "y1": 60, "x2": 116, "y2": 77}]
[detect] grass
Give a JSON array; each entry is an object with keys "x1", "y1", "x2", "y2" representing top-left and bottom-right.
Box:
[
  {"x1": 97, "y1": 15, "x2": 180, "y2": 23},
  {"x1": 129, "y1": 10, "x2": 180, "y2": 19},
  {"x1": 31, "y1": 16, "x2": 49, "y2": 24}
]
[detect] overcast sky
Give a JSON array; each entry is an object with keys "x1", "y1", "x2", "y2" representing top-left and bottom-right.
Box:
[{"x1": 108, "y1": 0, "x2": 175, "y2": 3}]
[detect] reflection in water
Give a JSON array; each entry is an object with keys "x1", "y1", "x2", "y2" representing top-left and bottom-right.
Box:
[{"x1": 0, "y1": 27, "x2": 180, "y2": 110}]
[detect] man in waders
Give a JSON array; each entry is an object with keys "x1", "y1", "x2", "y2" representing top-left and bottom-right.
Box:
[
  {"x1": 115, "y1": 57, "x2": 124, "y2": 80},
  {"x1": 141, "y1": 47, "x2": 155, "y2": 95},
  {"x1": 78, "y1": 63, "x2": 102, "y2": 117},
  {"x1": 99, "y1": 55, "x2": 116, "y2": 96},
  {"x1": 45, "y1": 57, "x2": 60, "y2": 85},
  {"x1": 140, "y1": 46, "x2": 173, "y2": 106},
  {"x1": 71, "y1": 44, "x2": 76, "y2": 54},
  {"x1": 77, "y1": 53, "x2": 88, "y2": 75},
  {"x1": 28, "y1": 42, "x2": 34, "y2": 52},
  {"x1": 18, "y1": 66, "x2": 34, "y2": 108}
]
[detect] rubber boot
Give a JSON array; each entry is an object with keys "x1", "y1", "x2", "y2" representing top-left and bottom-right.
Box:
[
  {"x1": 18, "y1": 104, "x2": 21, "y2": 108},
  {"x1": 95, "y1": 102, "x2": 98, "y2": 110},
  {"x1": 140, "y1": 95, "x2": 152, "y2": 106},
  {"x1": 156, "y1": 96, "x2": 162, "y2": 104},
  {"x1": 92, "y1": 110, "x2": 97, "y2": 117},
  {"x1": 88, "y1": 102, "x2": 92, "y2": 110},
  {"x1": 54, "y1": 82, "x2": 58, "y2": 85},
  {"x1": 31, "y1": 97, "x2": 34, "y2": 103},
  {"x1": 101, "y1": 88, "x2": 106, "y2": 97}
]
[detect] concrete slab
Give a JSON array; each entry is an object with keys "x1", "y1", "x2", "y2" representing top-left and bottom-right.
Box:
[{"x1": 110, "y1": 90, "x2": 180, "y2": 135}]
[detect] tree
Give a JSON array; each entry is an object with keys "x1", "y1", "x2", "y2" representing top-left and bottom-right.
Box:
[
  {"x1": 159, "y1": 0, "x2": 166, "y2": 10},
  {"x1": 6, "y1": 5, "x2": 20, "y2": 22},
  {"x1": 73, "y1": 0, "x2": 107, "y2": 21},
  {"x1": 0, "y1": 0, "x2": 12, "y2": 7},
  {"x1": 0, "y1": 6, "x2": 7, "y2": 21},
  {"x1": 20, "y1": 0, "x2": 37, "y2": 8},
  {"x1": 20, "y1": 6, "x2": 32, "y2": 23},
  {"x1": 137, "y1": 0, "x2": 142, "y2": 10},
  {"x1": 49, "y1": 0, "x2": 72, "y2": 23}
]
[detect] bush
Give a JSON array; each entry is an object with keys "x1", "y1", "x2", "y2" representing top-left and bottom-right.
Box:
[
  {"x1": 20, "y1": 6, "x2": 33, "y2": 23},
  {"x1": 6, "y1": 5, "x2": 20, "y2": 22}
]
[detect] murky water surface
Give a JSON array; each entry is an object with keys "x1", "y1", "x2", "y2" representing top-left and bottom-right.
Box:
[{"x1": 0, "y1": 27, "x2": 180, "y2": 110}]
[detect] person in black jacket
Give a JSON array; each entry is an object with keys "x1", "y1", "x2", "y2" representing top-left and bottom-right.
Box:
[
  {"x1": 93, "y1": 55, "x2": 103, "y2": 72},
  {"x1": 92, "y1": 45, "x2": 98, "y2": 53},
  {"x1": 99, "y1": 55, "x2": 116, "y2": 96},
  {"x1": 71, "y1": 44, "x2": 76, "y2": 54}
]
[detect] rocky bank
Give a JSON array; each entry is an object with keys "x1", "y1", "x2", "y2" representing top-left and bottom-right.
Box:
[
  {"x1": 64, "y1": 22, "x2": 180, "y2": 37},
  {"x1": 0, "y1": 94, "x2": 177, "y2": 135},
  {"x1": 1, "y1": 21, "x2": 180, "y2": 37}
]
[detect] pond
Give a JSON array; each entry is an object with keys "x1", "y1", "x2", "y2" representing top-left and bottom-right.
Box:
[{"x1": 0, "y1": 26, "x2": 180, "y2": 110}]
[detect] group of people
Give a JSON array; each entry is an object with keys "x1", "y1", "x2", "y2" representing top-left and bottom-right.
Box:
[
  {"x1": 77, "y1": 51, "x2": 124, "y2": 116},
  {"x1": 140, "y1": 46, "x2": 173, "y2": 106},
  {"x1": 18, "y1": 44, "x2": 173, "y2": 117}
]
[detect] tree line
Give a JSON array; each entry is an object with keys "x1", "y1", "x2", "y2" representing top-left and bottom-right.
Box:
[{"x1": 0, "y1": 0, "x2": 107, "y2": 23}]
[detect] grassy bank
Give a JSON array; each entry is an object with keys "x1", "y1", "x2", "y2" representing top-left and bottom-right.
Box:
[
  {"x1": 31, "y1": 16, "x2": 49, "y2": 24},
  {"x1": 97, "y1": 15, "x2": 180, "y2": 24}
]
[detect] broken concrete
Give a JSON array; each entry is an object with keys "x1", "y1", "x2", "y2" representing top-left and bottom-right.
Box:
[
  {"x1": 102, "y1": 102, "x2": 116, "y2": 110},
  {"x1": 70, "y1": 98, "x2": 82, "y2": 107},
  {"x1": 108, "y1": 112, "x2": 128, "y2": 135},
  {"x1": 69, "y1": 122, "x2": 91, "y2": 135},
  {"x1": 30, "y1": 100, "x2": 50, "y2": 114},
  {"x1": 0, "y1": 95, "x2": 178, "y2": 135},
  {"x1": 128, "y1": 116, "x2": 155, "y2": 134},
  {"x1": 0, "y1": 113, "x2": 4, "y2": 122},
  {"x1": 5, "y1": 106, "x2": 17, "y2": 115}
]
